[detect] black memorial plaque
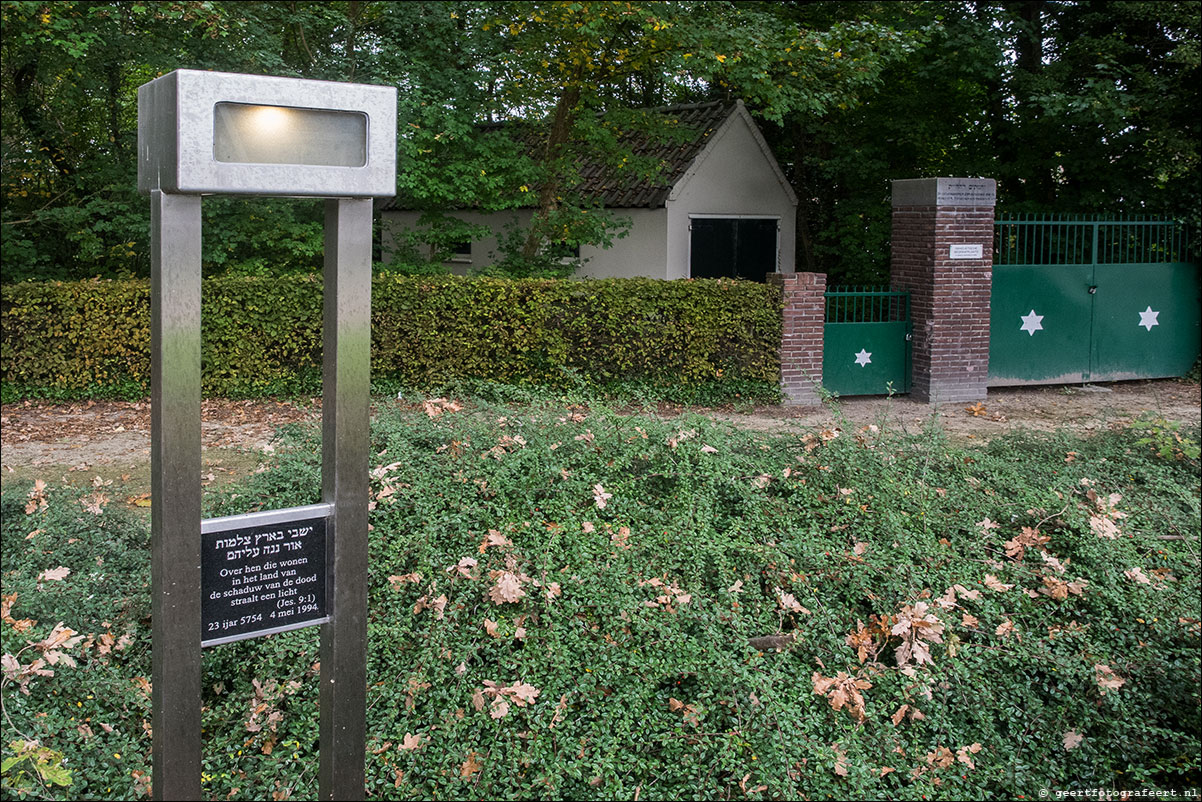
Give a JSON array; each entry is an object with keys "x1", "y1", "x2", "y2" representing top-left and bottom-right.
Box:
[{"x1": 201, "y1": 510, "x2": 328, "y2": 646}]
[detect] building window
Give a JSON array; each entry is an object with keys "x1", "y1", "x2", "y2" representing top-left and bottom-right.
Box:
[
  {"x1": 688, "y1": 217, "x2": 778, "y2": 282},
  {"x1": 545, "y1": 241, "x2": 580, "y2": 260},
  {"x1": 447, "y1": 240, "x2": 472, "y2": 263}
]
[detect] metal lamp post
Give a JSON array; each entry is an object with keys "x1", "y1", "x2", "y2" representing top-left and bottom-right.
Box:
[{"x1": 137, "y1": 70, "x2": 395, "y2": 801}]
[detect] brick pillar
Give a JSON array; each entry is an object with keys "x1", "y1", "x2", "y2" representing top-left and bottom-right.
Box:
[
  {"x1": 771, "y1": 272, "x2": 827, "y2": 405},
  {"x1": 891, "y1": 178, "x2": 995, "y2": 404}
]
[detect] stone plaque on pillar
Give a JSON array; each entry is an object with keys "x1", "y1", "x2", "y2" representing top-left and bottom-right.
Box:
[{"x1": 891, "y1": 177, "x2": 997, "y2": 208}]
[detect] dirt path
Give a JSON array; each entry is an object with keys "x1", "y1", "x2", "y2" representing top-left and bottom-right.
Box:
[
  {"x1": 2, "y1": 379, "x2": 1198, "y2": 502},
  {"x1": 707, "y1": 379, "x2": 1202, "y2": 442}
]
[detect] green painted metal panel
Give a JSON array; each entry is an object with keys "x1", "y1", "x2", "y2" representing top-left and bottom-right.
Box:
[
  {"x1": 990, "y1": 216, "x2": 1200, "y2": 385},
  {"x1": 989, "y1": 264, "x2": 1093, "y2": 384},
  {"x1": 1090, "y1": 262, "x2": 1201, "y2": 381},
  {"x1": 823, "y1": 321, "x2": 910, "y2": 396}
]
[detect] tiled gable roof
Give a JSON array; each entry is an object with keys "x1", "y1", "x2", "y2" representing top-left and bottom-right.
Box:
[
  {"x1": 570, "y1": 99, "x2": 735, "y2": 208},
  {"x1": 381, "y1": 100, "x2": 735, "y2": 211}
]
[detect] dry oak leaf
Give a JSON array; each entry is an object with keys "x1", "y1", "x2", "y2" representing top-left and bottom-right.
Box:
[
  {"x1": 983, "y1": 574, "x2": 1014, "y2": 592},
  {"x1": 668, "y1": 697, "x2": 702, "y2": 727},
  {"x1": 447, "y1": 556, "x2": 478, "y2": 579},
  {"x1": 738, "y1": 773, "x2": 767, "y2": 794},
  {"x1": 37, "y1": 566, "x2": 70, "y2": 583},
  {"x1": 81, "y1": 492, "x2": 108, "y2": 515},
  {"x1": 489, "y1": 699, "x2": 510, "y2": 719},
  {"x1": 1063, "y1": 730, "x2": 1084, "y2": 750},
  {"x1": 935, "y1": 586, "x2": 958, "y2": 609},
  {"x1": 926, "y1": 746, "x2": 955, "y2": 769},
  {"x1": 592, "y1": 484, "x2": 613, "y2": 509},
  {"x1": 977, "y1": 517, "x2": 1001, "y2": 531},
  {"x1": 611, "y1": 526, "x2": 631, "y2": 550},
  {"x1": 1090, "y1": 514, "x2": 1121, "y2": 539},
  {"x1": 995, "y1": 619, "x2": 1016, "y2": 639},
  {"x1": 778, "y1": 590, "x2": 806, "y2": 614},
  {"x1": 24, "y1": 479, "x2": 49, "y2": 514},
  {"x1": 488, "y1": 571, "x2": 527, "y2": 605},
  {"x1": 1123, "y1": 566, "x2": 1162, "y2": 588},
  {"x1": 956, "y1": 743, "x2": 982, "y2": 770},
  {"x1": 550, "y1": 693, "x2": 569, "y2": 729},
  {"x1": 478, "y1": 529, "x2": 512, "y2": 554},
  {"x1": 812, "y1": 671, "x2": 872, "y2": 722},
  {"x1": 460, "y1": 751, "x2": 483, "y2": 778},
  {"x1": 1004, "y1": 526, "x2": 1050, "y2": 561},
  {"x1": 400, "y1": 732, "x2": 423, "y2": 751},
  {"x1": 1040, "y1": 551, "x2": 1068, "y2": 574},
  {"x1": 831, "y1": 742, "x2": 850, "y2": 777},
  {"x1": 961, "y1": 613, "x2": 980, "y2": 628},
  {"x1": 846, "y1": 620, "x2": 877, "y2": 663},
  {"x1": 1041, "y1": 576, "x2": 1088, "y2": 599},
  {"x1": 891, "y1": 602, "x2": 945, "y2": 667},
  {"x1": 388, "y1": 572, "x2": 422, "y2": 589},
  {"x1": 507, "y1": 682, "x2": 540, "y2": 706},
  {"x1": 1094, "y1": 664, "x2": 1125, "y2": 694}
]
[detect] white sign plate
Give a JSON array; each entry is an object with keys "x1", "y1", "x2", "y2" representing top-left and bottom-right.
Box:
[{"x1": 949, "y1": 243, "x2": 984, "y2": 260}]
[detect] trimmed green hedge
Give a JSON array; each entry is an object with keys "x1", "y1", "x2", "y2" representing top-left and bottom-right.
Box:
[{"x1": 1, "y1": 275, "x2": 781, "y2": 400}]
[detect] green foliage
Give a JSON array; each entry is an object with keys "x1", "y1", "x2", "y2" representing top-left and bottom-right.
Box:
[
  {"x1": 1, "y1": 275, "x2": 782, "y2": 402},
  {"x1": 769, "y1": 1, "x2": 1201, "y2": 283},
  {"x1": 2, "y1": 3, "x2": 1197, "y2": 284},
  {"x1": 3, "y1": 406, "x2": 1198, "y2": 800},
  {"x1": 2, "y1": 739, "x2": 73, "y2": 794},
  {"x1": 1, "y1": 480, "x2": 152, "y2": 799},
  {"x1": 1131, "y1": 413, "x2": 1202, "y2": 461},
  {"x1": 0, "y1": 279, "x2": 152, "y2": 400}
]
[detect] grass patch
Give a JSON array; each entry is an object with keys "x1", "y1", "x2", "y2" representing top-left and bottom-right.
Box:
[{"x1": 3, "y1": 399, "x2": 1199, "y2": 800}]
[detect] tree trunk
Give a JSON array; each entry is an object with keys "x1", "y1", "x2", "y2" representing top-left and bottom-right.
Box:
[
  {"x1": 520, "y1": 84, "x2": 582, "y2": 261},
  {"x1": 11, "y1": 62, "x2": 75, "y2": 179},
  {"x1": 789, "y1": 119, "x2": 816, "y2": 272}
]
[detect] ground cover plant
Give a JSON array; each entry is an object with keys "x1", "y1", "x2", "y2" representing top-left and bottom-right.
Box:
[{"x1": 2, "y1": 397, "x2": 1199, "y2": 800}]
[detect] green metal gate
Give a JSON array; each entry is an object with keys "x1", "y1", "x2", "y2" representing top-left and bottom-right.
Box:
[
  {"x1": 990, "y1": 215, "x2": 1201, "y2": 385},
  {"x1": 823, "y1": 287, "x2": 911, "y2": 396}
]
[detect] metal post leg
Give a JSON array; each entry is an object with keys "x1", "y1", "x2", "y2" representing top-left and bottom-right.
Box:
[
  {"x1": 318, "y1": 198, "x2": 373, "y2": 800},
  {"x1": 150, "y1": 190, "x2": 203, "y2": 801}
]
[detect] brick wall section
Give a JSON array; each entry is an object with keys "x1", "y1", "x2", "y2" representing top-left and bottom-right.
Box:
[
  {"x1": 770, "y1": 272, "x2": 826, "y2": 405},
  {"x1": 891, "y1": 205, "x2": 994, "y2": 404}
]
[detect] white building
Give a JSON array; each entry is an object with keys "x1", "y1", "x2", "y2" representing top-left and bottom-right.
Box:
[{"x1": 380, "y1": 100, "x2": 797, "y2": 281}]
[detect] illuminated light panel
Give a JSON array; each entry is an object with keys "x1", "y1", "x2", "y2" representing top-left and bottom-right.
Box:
[{"x1": 213, "y1": 102, "x2": 367, "y2": 167}]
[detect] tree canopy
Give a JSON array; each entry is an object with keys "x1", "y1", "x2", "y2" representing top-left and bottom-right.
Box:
[{"x1": 2, "y1": 1, "x2": 1197, "y2": 283}]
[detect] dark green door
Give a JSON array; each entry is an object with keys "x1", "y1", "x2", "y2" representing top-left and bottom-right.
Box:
[
  {"x1": 823, "y1": 288, "x2": 911, "y2": 396},
  {"x1": 989, "y1": 263, "x2": 1094, "y2": 384},
  {"x1": 1091, "y1": 262, "x2": 1202, "y2": 381},
  {"x1": 990, "y1": 217, "x2": 1201, "y2": 385}
]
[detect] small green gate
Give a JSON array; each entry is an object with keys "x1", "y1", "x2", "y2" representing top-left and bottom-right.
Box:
[
  {"x1": 990, "y1": 215, "x2": 1201, "y2": 385},
  {"x1": 823, "y1": 287, "x2": 911, "y2": 396}
]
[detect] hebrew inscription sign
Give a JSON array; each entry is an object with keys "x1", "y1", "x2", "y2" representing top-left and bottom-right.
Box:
[{"x1": 201, "y1": 506, "x2": 328, "y2": 646}]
